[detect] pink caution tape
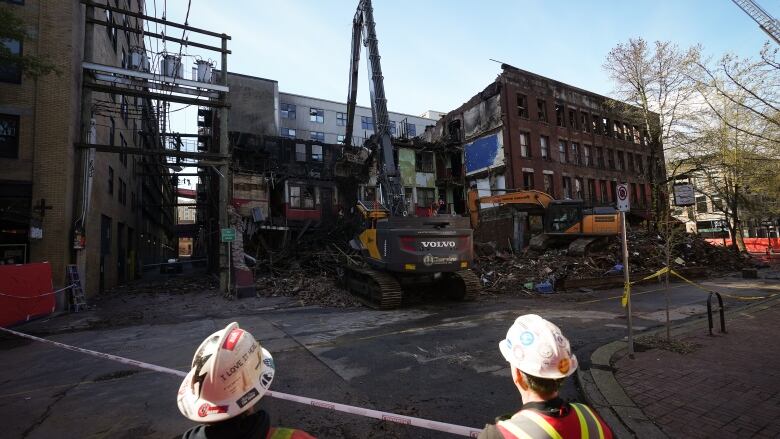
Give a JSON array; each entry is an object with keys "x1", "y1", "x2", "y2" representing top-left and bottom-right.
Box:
[{"x1": 0, "y1": 327, "x2": 482, "y2": 437}]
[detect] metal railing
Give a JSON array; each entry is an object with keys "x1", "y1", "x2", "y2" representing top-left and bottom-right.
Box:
[{"x1": 706, "y1": 292, "x2": 726, "y2": 336}]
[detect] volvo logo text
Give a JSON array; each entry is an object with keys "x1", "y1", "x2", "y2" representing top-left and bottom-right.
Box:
[{"x1": 420, "y1": 241, "x2": 456, "y2": 248}]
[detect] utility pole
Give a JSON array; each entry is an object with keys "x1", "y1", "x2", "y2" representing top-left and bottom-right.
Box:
[{"x1": 218, "y1": 35, "x2": 230, "y2": 295}]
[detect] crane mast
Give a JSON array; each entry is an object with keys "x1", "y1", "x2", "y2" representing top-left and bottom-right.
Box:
[
  {"x1": 345, "y1": 0, "x2": 407, "y2": 217},
  {"x1": 731, "y1": 0, "x2": 780, "y2": 44}
]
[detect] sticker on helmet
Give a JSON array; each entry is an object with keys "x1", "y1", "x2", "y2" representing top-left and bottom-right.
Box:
[
  {"x1": 260, "y1": 372, "x2": 273, "y2": 388},
  {"x1": 236, "y1": 388, "x2": 260, "y2": 408},
  {"x1": 263, "y1": 357, "x2": 274, "y2": 369},
  {"x1": 538, "y1": 344, "x2": 553, "y2": 358},
  {"x1": 519, "y1": 331, "x2": 535, "y2": 346},
  {"x1": 558, "y1": 358, "x2": 570, "y2": 374},
  {"x1": 555, "y1": 333, "x2": 566, "y2": 346},
  {"x1": 223, "y1": 329, "x2": 244, "y2": 351},
  {"x1": 191, "y1": 353, "x2": 213, "y2": 397},
  {"x1": 512, "y1": 346, "x2": 525, "y2": 361},
  {"x1": 198, "y1": 403, "x2": 228, "y2": 417}
]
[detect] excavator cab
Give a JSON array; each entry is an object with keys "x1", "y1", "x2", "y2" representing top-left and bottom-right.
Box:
[{"x1": 545, "y1": 201, "x2": 584, "y2": 234}]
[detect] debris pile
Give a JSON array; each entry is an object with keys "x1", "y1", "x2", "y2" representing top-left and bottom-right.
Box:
[
  {"x1": 474, "y1": 229, "x2": 750, "y2": 295},
  {"x1": 254, "y1": 273, "x2": 361, "y2": 308}
]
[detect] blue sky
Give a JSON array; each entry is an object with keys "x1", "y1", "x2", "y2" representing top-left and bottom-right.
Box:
[{"x1": 160, "y1": 0, "x2": 777, "y2": 116}]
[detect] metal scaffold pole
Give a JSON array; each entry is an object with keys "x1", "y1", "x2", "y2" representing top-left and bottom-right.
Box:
[{"x1": 219, "y1": 35, "x2": 230, "y2": 295}]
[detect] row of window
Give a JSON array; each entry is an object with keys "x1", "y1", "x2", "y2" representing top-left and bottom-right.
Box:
[
  {"x1": 519, "y1": 171, "x2": 648, "y2": 206},
  {"x1": 517, "y1": 132, "x2": 648, "y2": 174},
  {"x1": 107, "y1": 165, "x2": 136, "y2": 210},
  {"x1": 516, "y1": 93, "x2": 647, "y2": 144},
  {"x1": 280, "y1": 103, "x2": 417, "y2": 136}
]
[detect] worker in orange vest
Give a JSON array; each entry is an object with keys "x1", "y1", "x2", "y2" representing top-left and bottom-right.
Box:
[
  {"x1": 480, "y1": 314, "x2": 613, "y2": 439},
  {"x1": 177, "y1": 322, "x2": 315, "y2": 439}
]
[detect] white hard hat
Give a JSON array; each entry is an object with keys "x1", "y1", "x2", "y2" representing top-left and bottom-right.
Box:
[
  {"x1": 177, "y1": 322, "x2": 275, "y2": 422},
  {"x1": 498, "y1": 314, "x2": 578, "y2": 379}
]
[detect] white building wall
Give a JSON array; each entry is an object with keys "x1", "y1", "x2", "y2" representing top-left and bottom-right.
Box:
[{"x1": 278, "y1": 92, "x2": 436, "y2": 144}]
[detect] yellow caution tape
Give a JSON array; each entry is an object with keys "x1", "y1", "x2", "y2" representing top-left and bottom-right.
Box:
[{"x1": 619, "y1": 266, "x2": 776, "y2": 305}]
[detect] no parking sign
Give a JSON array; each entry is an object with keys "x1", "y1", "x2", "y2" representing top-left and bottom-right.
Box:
[{"x1": 617, "y1": 183, "x2": 630, "y2": 212}]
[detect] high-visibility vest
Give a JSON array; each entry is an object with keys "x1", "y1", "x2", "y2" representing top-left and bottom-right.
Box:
[
  {"x1": 496, "y1": 403, "x2": 610, "y2": 439},
  {"x1": 267, "y1": 427, "x2": 316, "y2": 439}
]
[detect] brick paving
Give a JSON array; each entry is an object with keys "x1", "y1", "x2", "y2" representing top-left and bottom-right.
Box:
[{"x1": 614, "y1": 302, "x2": 780, "y2": 438}]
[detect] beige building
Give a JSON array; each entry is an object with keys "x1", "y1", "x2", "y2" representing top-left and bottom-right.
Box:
[{"x1": 0, "y1": 1, "x2": 175, "y2": 297}]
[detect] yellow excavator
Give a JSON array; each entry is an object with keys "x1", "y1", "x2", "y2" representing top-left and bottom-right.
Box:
[
  {"x1": 467, "y1": 188, "x2": 620, "y2": 255},
  {"x1": 338, "y1": 0, "x2": 480, "y2": 309}
]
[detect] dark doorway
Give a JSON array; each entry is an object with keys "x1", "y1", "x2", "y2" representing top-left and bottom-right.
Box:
[
  {"x1": 320, "y1": 187, "x2": 333, "y2": 224},
  {"x1": 100, "y1": 215, "x2": 112, "y2": 293},
  {"x1": 117, "y1": 222, "x2": 125, "y2": 283}
]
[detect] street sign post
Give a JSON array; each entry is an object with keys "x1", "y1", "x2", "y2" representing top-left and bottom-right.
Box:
[
  {"x1": 220, "y1": 228, "x2": 235, "y2": 296},
  {"x1": 616, "y1": 183, "x2": 634, "y2": 357},
  {"x1": 220, "y1": 228, "x2": 236, "y2": 242}
]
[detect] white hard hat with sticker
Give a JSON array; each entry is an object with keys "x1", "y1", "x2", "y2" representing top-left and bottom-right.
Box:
[
  {"x1": 177, "y1": 322, "x2": 275, "y2": 422},
  {"x1": 499, "y1": 314, "x2": 577, "y2": 379}
]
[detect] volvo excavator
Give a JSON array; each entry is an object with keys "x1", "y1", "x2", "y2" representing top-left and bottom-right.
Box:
[
  {"x1": 467, "y1": 188, "x2": 620, "y2": 256},
  {"x1": 339, "y1": 0, "x2": 480, "y2": 309}
]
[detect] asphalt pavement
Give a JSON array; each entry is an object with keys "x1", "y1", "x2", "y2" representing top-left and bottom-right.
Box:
[{"x1": 1, "y1": 269, "x2": 778, "y2": 438}]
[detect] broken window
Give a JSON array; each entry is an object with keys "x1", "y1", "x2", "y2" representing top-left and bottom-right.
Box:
[
  {"x1": 613, "y1": 121, "x2": 622, "y2": 139},
  {"x1": 417, "y1": 187, "x2": 436, "y2": 209},
  {"x1": 281, "y1": 128, "x2": 296, "y2": 138},
  {"x1": 587, "y1": 179, "x2": 597, "y2": 202},
  {"x1": 627, "y1": 153, "x2": 634, "y2": 172},
  {"x1": 570, "y1": 142, "x2": 579, "y2": 165},
  {"x1": 583, "y1": 145, "x2": 591, "y2": 166},
  {"x1": 290, "y1": 185, "x2": 315, "y2": 209},
  {"x1": 603, "y1": 117, "x2": 611, "y2": 136},
  {"x1": 108, "y1": 166, "x2": 114, "y2": 195},
  {"x1": 568, "y1": 109, "x2": 577, "y2": 130},
  {"x1": 281, "y1": 103, "x2": 296, "y2": 119},
  {"x1": 555, "y1": 103, "x2": 565, "y2": 127},
  {"x1": 337, "y1": 135, "x2": 346, "y2": 144},
  {"x1": 295, "y1": 143, "x2": 307, "y2": 162},
  {"x1": 540, "y1": 136, "x2": 549, "y2": 159},
  {"x1": 636, "y1": 155, "x2": 644, "y2": 175},
  {"x1": 415, "y1": 151, "x2": 434, "y2": 173},
  {"x1": 633, "y1": 126, "x2": 641, "y2": 144},
  {"x1": 389, "y1": 121, "x2": 396, "y2": 135},
  {"x1": 607, "y1": 149, "x2": 615, "y2": 169},
  {"x1": 361, "y1": 116, "x2": 374, "y2": 131},
  {"x1": 592, "y1": 114, "x2": 600, "y2": 134},
  {"x1": 575, "y1": 178, "x2": 583, "y2": 199},
  {"x1": 336, "y1": 112, "x2": 347, "y2": 126},
  {"x1": 558, "y1": 140, "x2": 567, "y2": 163},
  {"x1": 616, "y1": 151, "x2": 624, "y2": 170},
  {"x1": 600, "y1": 180, "x2": 608, "y2": 202},
  {"x1": 517, "y1": 94, "x2": 529, "y2": 118},
  {"x1": 596, "y1": 146, "x2": 604, "y2": 168},
  {"x1": 581, "y1": 112, "x2": 590, "y2": 133},
  {"x1": 537, "y1": 99, "x2": 547, "y2": 122},
  {"x1": 310, "y1": 131, "x2": 325, "y2": 142},
  {"x1": 562, "y1": 176, "x2": 572, "y2": 199},
  {"x1": 309, "y1": 108, "x2": 324, "y2": 124},
  {"x1": 311, "y1": 144, "x2": 323, "y2": 162},
  {"x1": 523, "y1": 171, "x2": 534, "y2": 190},
  {"x1": 405, "y1": 122, "x2": 416, "y2": 136},
  {"x1": 519, "y1": 132, "x2": 531, "y2": 158},
  {"x1": 543, "y1": 174, "x2": 554, "y2": 195},
  {"x1": 0, "y1": 114, "x2": 20, "y2": 158}
]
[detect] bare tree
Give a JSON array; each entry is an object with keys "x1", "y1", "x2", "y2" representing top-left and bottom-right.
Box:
[{"x1": 603, "y1": 38, "x2": 700, "y2": 228}]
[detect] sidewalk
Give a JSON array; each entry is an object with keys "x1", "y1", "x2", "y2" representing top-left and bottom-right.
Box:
[{"x1": 579, "y1": 296, "x2": 780, "y2": 438}]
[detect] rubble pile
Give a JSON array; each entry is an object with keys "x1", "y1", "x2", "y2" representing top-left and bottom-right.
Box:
[
  {"x1": 254, "y1": 273, "x2": 361, "y2": 308},
  {"x1": 474, "y1": 229, "x2": 750, "y2": 295}
]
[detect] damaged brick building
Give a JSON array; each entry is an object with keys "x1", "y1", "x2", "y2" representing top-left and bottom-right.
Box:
[{"x1": 428, "y1": 64, "x2": 663, "y2": 220}]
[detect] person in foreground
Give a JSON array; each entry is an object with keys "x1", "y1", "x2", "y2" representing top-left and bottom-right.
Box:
[
  {"x1": 178, "y1": 322, "x2": 315, "y2": 439},
  {"x1": 480, "y1": 314, "x2": 613, "y2": 439}
]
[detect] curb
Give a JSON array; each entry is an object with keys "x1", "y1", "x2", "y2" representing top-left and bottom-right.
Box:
[{"x1": 577, "y1": 294, "x2": 780, "y2": 438}]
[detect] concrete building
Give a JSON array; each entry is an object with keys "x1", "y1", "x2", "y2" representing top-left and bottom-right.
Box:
[
  {"x1": 0, "y1": 1, "x2": 175, "y2": 295},
  {"x1": 278, "y1": 92, "x2": 436, "y2": 146},
  {"x1": 428, "y1": 64, "x2": 662, "y2": 221}
]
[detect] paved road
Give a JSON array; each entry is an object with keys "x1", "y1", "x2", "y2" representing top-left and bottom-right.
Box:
[{"x1": 1, "y1": 272, "x2": 777, "y2": 438}]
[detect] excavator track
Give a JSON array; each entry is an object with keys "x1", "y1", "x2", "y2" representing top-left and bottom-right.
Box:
[
  {"x1": 451, "y1": 270, "x2": 481, "y2": 301},
  {"x1": 344, "y1": 265, "x2": 403, "y2": 310}
]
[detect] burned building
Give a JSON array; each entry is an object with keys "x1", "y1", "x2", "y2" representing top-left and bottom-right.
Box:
[{"x1": 429, "y1": 64, "x2": 663, "y2": 220}]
